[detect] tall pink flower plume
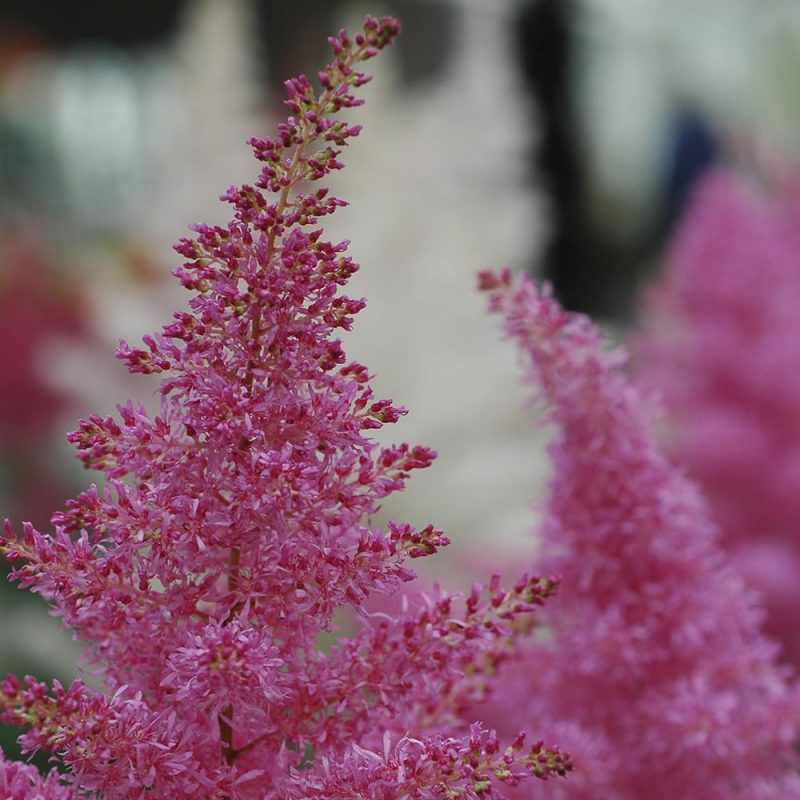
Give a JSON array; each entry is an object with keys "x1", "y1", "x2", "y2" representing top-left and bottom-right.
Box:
[
  {"x1": 636, "y1": 168, "x2": 800, "y2": 667},
  {"x1": 0, "y1": 17, "x2": 569, "y2": 799},
  {"x1": 480, "y1": 269, "x2": 800, "y2": 799}
]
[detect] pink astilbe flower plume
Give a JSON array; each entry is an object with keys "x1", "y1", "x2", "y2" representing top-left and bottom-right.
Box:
[
  {"x1": 636, "y1": 167, "x2": 800, "y2": 667},
  {"x1": 0, "y1": 17, "x2": 569, "y2": 800},
  {"x1": 480, "y1": 269, "x2": 800, "y2": 799}
]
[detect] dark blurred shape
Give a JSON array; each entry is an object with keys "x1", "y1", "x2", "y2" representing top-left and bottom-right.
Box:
[
  {"x1": 253, "y1": 0, "x2": 336, "y2": 100},
  {"x1": 253, "y1": 0, "x2": 453, "y2": 101},
  {"x1": 0, "y1": 26, "x2": 57, "y2": 220},
  {"x1": 518, "y1": 1, "x2": 719, "y2": 321},
  {"x1": 517, "y1": 0, "x2": 593, "y2": 314},
  {"x1": 0, "y1": 112, "x2": 54, "y2": 219},
  {"x1": 658, "y1": 104, "x2": 719, "y2": 241},
  {"x1": 382, "y1": 0, "x2": 453, "y2": 86},
  {"x1": 0, "y1": 0, "x2": 189, "y2": 48}
]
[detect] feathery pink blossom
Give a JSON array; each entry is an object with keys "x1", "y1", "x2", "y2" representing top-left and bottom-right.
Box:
[
  {"x1": 636, "y1": 167, "x2": 800, "y2": 666},
  {"x1": 1, "y1": 17, "x2": 569, "y2": 799},
  {"x1": 480, "y1": 269, "x2": 800, "y2": 799},
  {"x1": 0, "y1": 747, "x2": 77, "y2": 800}
]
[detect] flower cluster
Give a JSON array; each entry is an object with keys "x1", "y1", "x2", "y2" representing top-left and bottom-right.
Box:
[
  {"x1": 0, "y1": 17, "x2": 568, "y2": 800},
  {"x1": 282, "y1": 724, "x2": 571, "y2": 800},
  {"x1": 480, "y1": 269, "x2": 800, "y2": 798},
  {"x1": 636, "y1": 167, "x2": 800, "y2": 666},
  {"x1": 0, "y1": 747, "x2": 77, "y2": 800}
]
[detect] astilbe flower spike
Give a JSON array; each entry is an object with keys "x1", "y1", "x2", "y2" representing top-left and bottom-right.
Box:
[
  {"x1": 0, "y1": 17, "x2": 569, "y2": 800},
  {"x1": 0, "y1": 746, "x2": 77, "y2": 800},
  {"x1": 635, "y1": 167, "x2": 800, "y2": 667},
  {"x1": 479, "y1": 269, "x2": 800, "y2": 799}
]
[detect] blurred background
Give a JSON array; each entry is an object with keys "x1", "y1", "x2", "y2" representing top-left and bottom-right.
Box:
[{"x1": 3, "y1": 0, "x2": 800, "y2": 763}]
